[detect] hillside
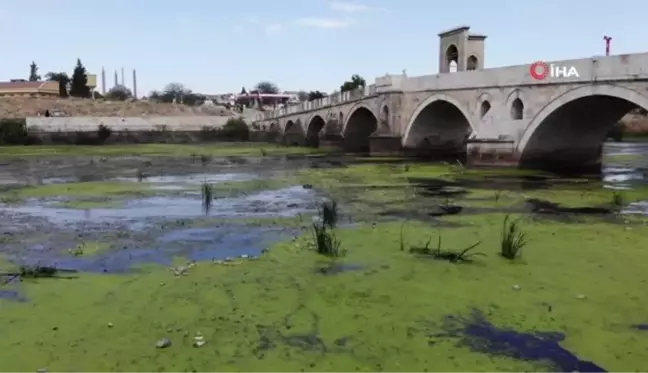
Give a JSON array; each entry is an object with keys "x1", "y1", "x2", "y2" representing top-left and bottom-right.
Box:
[{"x1": 0, "y1": 97, "x2": 237, "y2": 117}]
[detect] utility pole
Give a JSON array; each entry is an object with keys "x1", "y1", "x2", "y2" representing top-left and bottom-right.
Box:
[{"x1": 604, "y1": 36, "x2": 612, "y2": 56}]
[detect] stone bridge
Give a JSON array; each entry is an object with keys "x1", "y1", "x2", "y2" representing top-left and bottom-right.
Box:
[{"x1": 255, "y1": 26, "x2": 648, "y2": 172}]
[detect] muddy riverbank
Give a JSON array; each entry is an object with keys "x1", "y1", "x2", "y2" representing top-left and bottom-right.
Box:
[{"x1": 1, "y1": 143, "x2": 647, "y2": 371}]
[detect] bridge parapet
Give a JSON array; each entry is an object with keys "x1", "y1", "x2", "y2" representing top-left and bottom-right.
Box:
[
  {"x1": 401, "y1": 52, "x2": 648, "y2": 92},
  {"x1": 262, "y1": 81, "x2": 384, "y2": 120}
]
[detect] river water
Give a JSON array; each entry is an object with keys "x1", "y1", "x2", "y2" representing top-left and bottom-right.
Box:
[{"x1": 602, "y1": 141, "x2": 648, "y2": 188}]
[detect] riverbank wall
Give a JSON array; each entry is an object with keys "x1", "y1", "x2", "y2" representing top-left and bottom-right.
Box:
[{"x1": 0, "y1": 116, "x2": 282, "y2": 145}]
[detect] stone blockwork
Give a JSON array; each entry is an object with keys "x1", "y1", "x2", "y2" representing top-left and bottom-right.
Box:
[{"x1": 256, "y1": 43, "x2": 648, "y2": 172}]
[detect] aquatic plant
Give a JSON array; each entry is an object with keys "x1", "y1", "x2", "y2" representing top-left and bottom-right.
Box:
[
  {"x1": 319, "y1": 200, "x2": 338, "y2": 229},
  {"x1": 612, "y1": 191, "x2": 625, "y2": 208},
  {"x1": 69, "y1": 245, "x2": 85, "y2": 256},
  {"x1": 260, "y1": 148, "x2": 268, "y2": 157},
  {"x1": 500, "y1": 215, "x2": 527, "y2": 260},
  {"x1": 439, "y1": 198, "x2": 462, "y2": 215},
  {"x1": 1, "y1": 265, "x2": 78, "y2": 282},
  {"x1": 200, "y1": 154, "x2": 211, "y2": 166},
  {"x1": 399, "y1": 220, "x2": 408, "y2": 251},
  {"x1": 201, "y1": 181, "x2": 213, "y2": 213},
  {"x1": 410, "y1": 234, "x2": 484, "y2": 263},
  {"x1": 494, "y1": 190, "x2": 503, "y2": 203},
  {"x1": 311, "y1": 223, "x2": 343, "y2": 257},
  {"x1": 136, "y1": 169, "x2": 146, "y2": 182},
  {"x1": 19, "y1": 265, "x2": 59, "y2": 278}
]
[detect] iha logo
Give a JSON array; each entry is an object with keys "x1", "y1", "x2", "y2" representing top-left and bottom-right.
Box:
[{"x1": 530, "y1": 61, "x2": 580, "y2": 80}]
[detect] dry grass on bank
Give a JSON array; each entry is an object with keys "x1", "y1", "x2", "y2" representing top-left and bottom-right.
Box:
[
  {"x1": 619, "y1": 113, "x2": 648, "y2": 134},
  {"x1": 0, "y1": 97, "x2": 236, "y2": 117}
]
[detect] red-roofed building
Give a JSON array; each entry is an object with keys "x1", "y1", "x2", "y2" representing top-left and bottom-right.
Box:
[{"x1": 0, "y1": 80, "x2": 59, "y2": 98}]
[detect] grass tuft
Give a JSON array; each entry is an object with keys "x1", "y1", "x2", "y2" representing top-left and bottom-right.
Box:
[
  {"x1": 500, "y1": 214, "x2": 527, "y2": 260},
  {"x1": 201, "y1": 180, "x2": 213, "y2": 214},
  {"x1": 310, "y1": 199, "x2": 344, "y2": 257},
  {"x1": 311, "y1": 223, "x2": 343, "y2": 257}
]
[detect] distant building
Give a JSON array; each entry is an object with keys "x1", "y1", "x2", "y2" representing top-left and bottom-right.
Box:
[
  {"x1": 0, "y1": 80, "x2": 59, "y2": 98},
  {"x1": 0, "y1": 73, "x2": 97, "y2": 98},
  {"x1": 235, "y1": 92, "x2": 299, "y2": 107}
]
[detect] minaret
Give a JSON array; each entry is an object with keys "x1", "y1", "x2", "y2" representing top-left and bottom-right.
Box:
[
  {"x1": 101, "y1": 68, "x2": 106, "y2": 95},
  {"x1": 132, "y1": 69, "x2": 138, "y2": 99},
  {"x1": 121, "y1": 67, "x2": 125, "y2": 86},
  {"x1": 114, "y1": 70, "x2": 118, "y2": 87}
]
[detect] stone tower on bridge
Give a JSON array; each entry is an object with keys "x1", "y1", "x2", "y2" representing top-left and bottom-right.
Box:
[{"x1": 438, "y1": 26, "x2": 486, "y2": 73}]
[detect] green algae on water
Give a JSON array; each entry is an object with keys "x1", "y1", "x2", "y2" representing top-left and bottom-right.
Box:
[{"x1": 1, "y1": 213, "x2": 647, "y2": 371}]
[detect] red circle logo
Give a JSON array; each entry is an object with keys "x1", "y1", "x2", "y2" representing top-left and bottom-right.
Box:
[{"x1": 530, "y1": 61, "x2": 549, "y2": 80}]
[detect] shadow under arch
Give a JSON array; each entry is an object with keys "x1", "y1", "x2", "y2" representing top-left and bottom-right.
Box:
[
  {"x1": 342, "y1": 105, "x2": 378, "y2": 152},
  {"x1": 283, "y1": 119, "x2": 305, "y2": 146},
  {"x1": 517, "y1": 84, "x2": 648, "y2": 173},
  {"x1": 305, "y1": 115, "x2": 326, "y2": 147},
  {"x1": 267, "y1": 122, "x2": 281, "y2": 142},
  {"x1": 379, "y1": 104, "x2": 390, "y2": 132},
  {"x1": 402, "y1": 94, "x2": 475, "y2": 159}
]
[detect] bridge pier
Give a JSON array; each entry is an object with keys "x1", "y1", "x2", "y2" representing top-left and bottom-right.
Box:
[
  {"x1": 282, "y1": 133, "x2": 306, "y2": 146},
  {"x1": 368, "y1": 135, "x2": 403, "y2": 156},
  {"x1": 466, "y1": 140, "x2": 517, "y2": 167}
]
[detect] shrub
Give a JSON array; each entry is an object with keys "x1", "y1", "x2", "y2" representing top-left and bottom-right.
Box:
[
  {"x1": 220, "y1": 118, "x2": 250, "y2": 141},
  {"x1": 199, "y1": 125, "x2": 219, "y2": 141},
  {"x1": 97, "y1": 124, "x2": 112, "y2": 143},
  {"x1": 0, "y1": 118, "x2": 28, "y2": 145}
]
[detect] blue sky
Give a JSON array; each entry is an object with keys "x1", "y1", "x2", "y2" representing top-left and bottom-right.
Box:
[{"x1": 1, "y1": 0, "x2": 646, "y2": 97}]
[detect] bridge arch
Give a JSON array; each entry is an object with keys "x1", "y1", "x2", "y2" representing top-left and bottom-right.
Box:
[
  {"x1": 283, "y1": 119, "x2": 305, "y2": 146},
  {"x1": 305, "y1": 114, "x2": 326, "y2": 147},
  {"x1": 342, "y1": 104, "x2": 379, "y2": 152},
  {"x1": 517, "y1": 84, "x2": 648, "y2": 172},
  {"x1": 402, "y1": 94, "x2": 475, "y2": 155}
]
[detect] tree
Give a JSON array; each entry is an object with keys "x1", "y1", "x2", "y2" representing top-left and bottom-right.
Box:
[
  {"x1": 45, "y1": 72, "x2": 70, "y2": 98},
  {"x1": 149, "y1": 82, "x2": 204, "y2": 105},
  {"x1": 164, "y1": 82, "x2": 186, "y2": 96},
  {"x1": 340, "y1": 74, "x2": 366, "y2": 93},
  {"x1": 105, "y1": 85, "x2": 133, "y2": 101},
  {"x1": 182, "y1": 93, "x2": 205, "y2": 106},
  {"x1": 29, "y1": 62, "x2": 41, "y2": 81},
  {"x1": 69, "y1": 58, "x2": 91, "y2": 98},
  {"x1": 308, "y1": 91, "x2": 327, "y2": 101},
  {"x1": 254, "y1": 81, "x2": 279, "y2": 94},
  {"x1": 297, "y1": 91, "x2": 308, "y2": 102}
]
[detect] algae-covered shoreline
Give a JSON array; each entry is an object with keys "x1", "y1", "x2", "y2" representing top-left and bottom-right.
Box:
[{"x1": 0, "y1": 143, "x2": 647, "y2": 372}]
